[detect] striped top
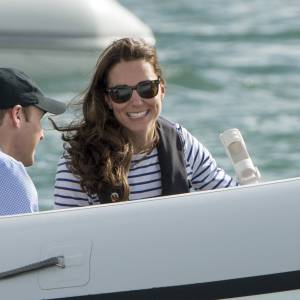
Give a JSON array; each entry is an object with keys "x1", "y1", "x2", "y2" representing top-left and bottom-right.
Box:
[{"x1": 54, "y1": 123, "x2": 238, "y2": 208}]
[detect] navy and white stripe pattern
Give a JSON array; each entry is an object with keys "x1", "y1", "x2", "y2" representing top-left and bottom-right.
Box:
[
  {"x1": 54, "y1": 124, "x2": 237, "y2": 209},
  {"x1": 128, "y1": 148, "x2": 162, "y2": 200}
]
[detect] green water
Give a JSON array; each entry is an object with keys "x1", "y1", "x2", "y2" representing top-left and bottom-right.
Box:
[{"x1": 27, "y1": 0, "x2": 300, "y2": 210}]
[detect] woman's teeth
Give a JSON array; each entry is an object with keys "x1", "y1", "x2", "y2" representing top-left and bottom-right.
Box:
[{"x1": 127, "y1": 111, "x2": 148, "y2": 118}]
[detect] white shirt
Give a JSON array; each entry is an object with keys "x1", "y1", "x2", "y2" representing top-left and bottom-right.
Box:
[{"x1": 0, "y1": 151, "x2": 38, "y2": 216}]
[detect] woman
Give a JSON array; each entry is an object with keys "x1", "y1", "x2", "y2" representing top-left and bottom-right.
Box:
[{"x1": 54, "y1": 38, "x2": 237, "y2": 208}]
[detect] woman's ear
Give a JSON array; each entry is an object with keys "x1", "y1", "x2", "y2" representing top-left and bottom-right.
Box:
[
  {"x1": 105, "y1": 95, "x2": 113, "y2": 110},
  {"x1": 160, "y1": 82, "x2": 166, "y2": 100}
]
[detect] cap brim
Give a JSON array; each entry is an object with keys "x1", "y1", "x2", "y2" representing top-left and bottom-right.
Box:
[{"x1": 35, "y1": 97, "x2": 66, "y2": 115}]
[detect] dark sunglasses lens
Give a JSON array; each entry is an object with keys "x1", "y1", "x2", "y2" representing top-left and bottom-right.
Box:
[
  {"x1": 110, "y1": 87, "x2": 132, "y2": 103},
  {"x1": 137, "y1": 81, "x2": 159, "y2": 99}
]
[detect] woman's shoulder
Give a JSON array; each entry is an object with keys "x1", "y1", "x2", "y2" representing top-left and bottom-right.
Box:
[
  {"x1": 158, "y1": 116, "x2": 198, "y2": 148},
  {"x1": 158, "y1": 116, "x2": 189, "y2": 135},
  {"x1": 56, "y1": 152, "x2": 71, "y2": 170},
  {"x1": 174, "y1": 121, "x2": 196, "y2": 145}
]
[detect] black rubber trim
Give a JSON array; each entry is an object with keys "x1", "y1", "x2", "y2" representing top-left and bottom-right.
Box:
[{"x1": 50, "y1": 269, "x2": 300, "y2": 299}]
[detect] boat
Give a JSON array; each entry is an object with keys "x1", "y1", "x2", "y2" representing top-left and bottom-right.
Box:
[
  {"x1": 0, "y1": 0, "x2": 155, "y2": 78},
  {"x1": 1, "y1": 177, "x2": 300, "y2": 299}
]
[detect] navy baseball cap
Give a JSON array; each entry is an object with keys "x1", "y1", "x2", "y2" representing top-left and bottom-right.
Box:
[{"x1": 0, "y1": 68, "x2": 66, "y2": 114}]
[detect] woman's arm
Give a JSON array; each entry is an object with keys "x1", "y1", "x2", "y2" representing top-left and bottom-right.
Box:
[
  {"x1": 53, "y1": 156, "x2": 99, "y2": 209},
  {"x1": 177, "y1": 125, "x2": 238, "y2": 191}
]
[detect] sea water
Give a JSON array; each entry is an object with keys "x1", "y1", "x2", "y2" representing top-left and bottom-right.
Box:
[{"x1": 26, "y1": 0, "x2": 300, "y2": 210}]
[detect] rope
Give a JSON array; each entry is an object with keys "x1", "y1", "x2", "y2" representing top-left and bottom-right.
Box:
[{"x1": 0, "y1": 256, "x2": 65, "y2": 280}]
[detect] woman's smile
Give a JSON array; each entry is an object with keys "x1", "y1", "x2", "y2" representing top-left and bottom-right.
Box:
[{"x1": 127, "y1": 110, "x2": 149, "y2": 119}]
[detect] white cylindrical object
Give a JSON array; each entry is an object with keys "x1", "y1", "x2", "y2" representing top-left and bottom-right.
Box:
[{"x1": 220, "y1": 129, "x2": 260, "y2": 185}]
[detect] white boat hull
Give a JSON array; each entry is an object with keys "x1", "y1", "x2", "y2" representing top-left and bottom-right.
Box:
[{"x1": 1, "y1": 177, "x2": 300, "y2": 299}]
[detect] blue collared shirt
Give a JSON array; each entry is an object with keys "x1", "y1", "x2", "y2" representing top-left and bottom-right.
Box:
[{"x1": 0, "y1": 151, "x2": 38, "y2": 216}]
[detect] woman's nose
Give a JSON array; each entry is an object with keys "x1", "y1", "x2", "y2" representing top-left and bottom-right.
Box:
[{"x1": 130, "y1": 90, "x2": 143, "y2": 105}]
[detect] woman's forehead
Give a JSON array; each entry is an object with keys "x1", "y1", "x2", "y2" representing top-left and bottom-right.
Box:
[{"x1": 107, "y1": 60, "x2": 156, "y2": 85}]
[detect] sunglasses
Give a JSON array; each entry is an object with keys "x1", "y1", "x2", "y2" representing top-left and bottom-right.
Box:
[{"x1": 105, "y1": 78, "x2": 160, "y2": 103}]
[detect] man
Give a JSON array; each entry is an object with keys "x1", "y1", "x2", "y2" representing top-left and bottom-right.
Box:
[{"x1": 0, "y1": 68, "x2": 66, "y2": 216}]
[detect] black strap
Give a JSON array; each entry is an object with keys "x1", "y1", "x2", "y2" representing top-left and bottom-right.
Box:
[
  {"x1": 157, "y1": 117, "x2": 190, "y2": 196},
  {"x1": 98, "y1": 184, "x2": 123, "y2": 204}
]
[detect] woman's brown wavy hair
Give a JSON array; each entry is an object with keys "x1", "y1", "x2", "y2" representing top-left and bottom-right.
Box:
[{"x1": 55, "y1": 38, "x2": 165, "y2": 202}]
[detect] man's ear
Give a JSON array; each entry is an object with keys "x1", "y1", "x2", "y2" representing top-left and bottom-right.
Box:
[{"x1": 10, "y1": 105, "x2": 23, "y2": 128}]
